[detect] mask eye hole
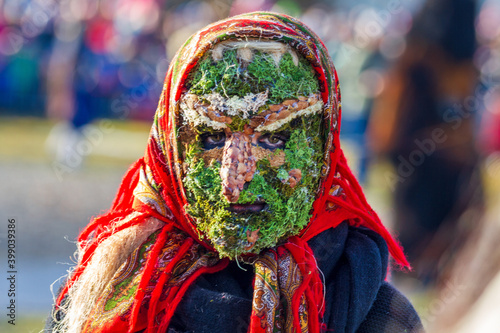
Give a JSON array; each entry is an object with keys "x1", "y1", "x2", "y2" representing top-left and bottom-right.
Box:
[
  {"x1": 201, "y1": 132, "x2": 226, "y2": 149},
  {"x1": 257, "y1": 133, "x2": 288, "y2": 150}
]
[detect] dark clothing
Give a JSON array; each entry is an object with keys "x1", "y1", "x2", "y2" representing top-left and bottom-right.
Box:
[
  {"x1": 167, "y1": 223, "x2": 423, "y2": 333},
  {"x1": 46, "y1": 223, "x2": 423, "y2": 333}
]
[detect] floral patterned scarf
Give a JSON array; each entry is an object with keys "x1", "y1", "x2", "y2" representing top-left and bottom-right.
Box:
[{"x1": 57, "y1": 12, "x2": 408, "y2": 333}]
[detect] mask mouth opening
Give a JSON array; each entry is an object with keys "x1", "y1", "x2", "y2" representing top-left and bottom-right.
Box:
[{"x1": 227, "y1": 202, "x2": 267, "y2": 213}]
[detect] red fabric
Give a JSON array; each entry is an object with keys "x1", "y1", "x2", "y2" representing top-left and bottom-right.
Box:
[{"x1": 285, "y1": 238, "x2": 324, "y2": 333}]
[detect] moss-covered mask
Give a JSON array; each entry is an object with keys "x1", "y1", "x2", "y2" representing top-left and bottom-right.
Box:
[{"x1": 178, "y1": 41, "x2": 326, "y2": 259}]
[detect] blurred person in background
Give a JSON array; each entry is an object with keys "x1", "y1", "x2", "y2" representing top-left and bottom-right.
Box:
[
  {"x1": 0, "y1": 0, "x2": 54, "y2": 115},
  {"x1": 368, "y1": 0, "x2": 484, "y2": 285},
  {"x1": 45, "y1": 0, "x2": 165, "y2": 167},
  {"x1": 428, "y1": 1, "x2": 500, "y2": 331}
]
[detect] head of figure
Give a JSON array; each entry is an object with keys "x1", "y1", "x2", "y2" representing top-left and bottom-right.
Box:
[{"x1": 175, "y1": 40, "x2": 328, "y2": 259}]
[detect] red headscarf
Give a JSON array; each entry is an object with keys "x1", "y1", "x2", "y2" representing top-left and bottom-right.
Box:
[{"x1": 57, "y1": 12, "x2": 408, "y2": 333}]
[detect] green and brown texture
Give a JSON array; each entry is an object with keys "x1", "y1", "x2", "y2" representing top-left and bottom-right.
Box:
[
  {"x1": 182, "y1": 114, "x2": 325, "y2": 259},
  {"x1": 186, "y1": 49, "x2": 319, "y2": 106},
  {"x1": 178, "y1": 43, "x2": 326, "y2": 258}
]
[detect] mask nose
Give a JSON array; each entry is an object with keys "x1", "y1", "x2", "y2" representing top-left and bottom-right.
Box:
[{"x1": 220, "y1": 132, "x2": 256, "y2": 203}]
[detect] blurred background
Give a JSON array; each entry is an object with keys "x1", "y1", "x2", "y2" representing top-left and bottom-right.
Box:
[{"x1": 1, "y1": 0, "x2": 499, "y2": 331}]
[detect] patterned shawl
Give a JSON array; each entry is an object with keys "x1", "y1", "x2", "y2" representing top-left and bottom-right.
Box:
[{"x1": 57, "y1": 12, "x2": 408, "y2": 333}]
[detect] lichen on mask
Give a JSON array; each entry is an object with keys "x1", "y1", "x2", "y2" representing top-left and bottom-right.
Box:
[{"x1": 177, "y1": 41, "x2": 326, "y2": 259}]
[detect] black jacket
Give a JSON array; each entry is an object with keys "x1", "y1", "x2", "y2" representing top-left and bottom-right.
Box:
[
  {"x1": 47, "y1": 222, "x2": 423, "y2": 333},
  {"x1": 167, "y1": 222, "x2": 423, "y2": 333}
]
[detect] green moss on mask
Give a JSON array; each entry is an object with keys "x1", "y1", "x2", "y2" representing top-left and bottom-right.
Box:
[
  {"x1": 187, "y1": 49, "x2": 319, "y2": 104},
  {"x1": 182, "y1": 113, "x2": 325, "y2": 259}
]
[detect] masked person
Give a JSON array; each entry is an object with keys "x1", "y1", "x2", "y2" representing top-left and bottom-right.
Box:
[{"x1": 47, "y1": 13, "x2": 423, "y2": 333}]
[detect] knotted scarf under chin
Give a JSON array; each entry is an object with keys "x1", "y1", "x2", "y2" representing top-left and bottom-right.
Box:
[
  {"x1": 249, "y1": 237, "x2": 324, "y2": 333},
  {"x1": 80, "y1": 224, "x2": 324, "y2": 333}
]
